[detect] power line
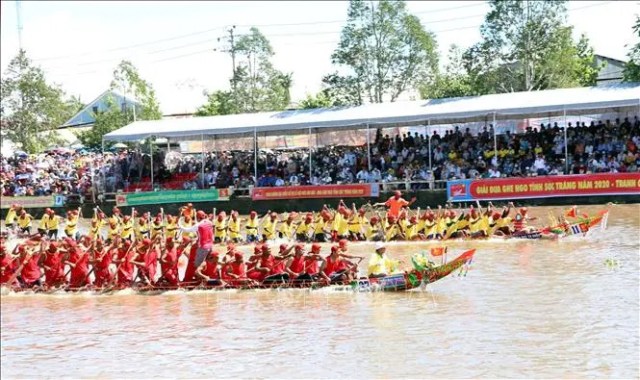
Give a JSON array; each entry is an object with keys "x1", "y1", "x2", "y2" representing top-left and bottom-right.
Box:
[{"x1": 37, "y1": 0, "x2": 617, "y2": 74}]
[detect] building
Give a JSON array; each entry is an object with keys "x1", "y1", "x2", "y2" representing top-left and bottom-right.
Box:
[
  {"x1": 56, "y1": 89, "x2": 141, "y2": 146},
  {"x1": 595, "y1": 54, "x2": 626, "y2": 86}
]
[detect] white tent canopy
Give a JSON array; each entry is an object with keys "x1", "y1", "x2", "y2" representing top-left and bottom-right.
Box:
[{"x1": 104, "y1": 83, "x2": 640, "y2": 142}]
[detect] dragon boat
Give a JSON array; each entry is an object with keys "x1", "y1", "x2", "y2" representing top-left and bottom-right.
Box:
[{"x1": 0, "y1": 249, "x2": 476, "y2": 295}]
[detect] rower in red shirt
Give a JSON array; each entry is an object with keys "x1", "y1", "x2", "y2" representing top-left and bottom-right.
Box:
[
  {"x1": 92, "y1": 238, "x2": 114, "y2": 288},
  {"x1": 159, "y1": 237, "x2": 179, "y2": 286},
  {"x1": 42, "y1": 241, "x2": 65, "y2": 288},
  {"x1": 225, "y1": 252, "x2": 255, "y2": 287},
  {"x1": 132, "y1": 238, "x2": 158, "y2": 285},
  {"x1": 19, "y1": 243, "x2": 43, "y2": 288},
  {"x1": 65, "y1": 238, "x2": 91, "y2": 288},
  {"x1": 0, "y1": 244, "x2": 18, "y2": 286},
  {"x1": 246, "y1": 245, "x2": 262, "y2": 271},
  {"x1": 322, "y1": 245, "x2": 357, "y2": 283},
  {"x1": 196, "y1": 251, "x2": 225, "y2": 286},
  {"x1": 114, "y1": 240, "x2": 136, "y2": 288},
  {"x1": 248, "y1": 244, "x2": 276, "y2": 283},
  {"x1": 373, "y1": 190, "x2": 416, "y2": 219},
  {"x1": 179, "y1": 236, "x2": 198, "y2": 283}
]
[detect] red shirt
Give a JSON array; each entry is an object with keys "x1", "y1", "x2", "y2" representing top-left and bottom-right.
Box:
[
  {"x1": 21, "y1": 253, "x2": 42, "y2": 284},
  {"x1": 1, "y1": 254, "x2": 17, "y2": 284},
  {"x1": 69, "y1": 249, "x2": 89, "y2": 287},
  {"x1": 230, "y1": 262, "x2": 246, "y2": 278},
  {"x1": 182, "y1": 245, "x2": 198, "y2": 282},
  {"x1": 197, "y1": 220, "x2": 214, "y2": 250},
  {"x1": 324, "y1": 255, "x2": 347, "y2": 275},
  {"x1": 117, "y1": 248, "x2": 135, "y2": 283},
  {"x1": 289, "y1": 256, "x2": 305, "y2": 274},
  {"x1": 304, "y1": 257, "x2": 320, "y2": 275},
  {"x1": 201, "y1": 261, "x2": 220, "y2": 280}
]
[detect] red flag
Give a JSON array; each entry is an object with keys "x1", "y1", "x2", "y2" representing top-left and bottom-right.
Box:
[{"x1": 565, "y1": 206, "x2": 577, "y2": 218}]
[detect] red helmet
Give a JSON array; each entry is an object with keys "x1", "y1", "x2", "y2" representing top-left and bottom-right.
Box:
[
  {"x1": 409, "y1": 216, "x2": 417, "y2": 223},
  {"x1": 330, "y1": 245, "x2": 339, "y2": 253},
  {"x1": 141, "y1": 238, "x2": 152, "y2": 246},
  {"x1": 249, "y1": 211, "x2": 257, "y2": 218},
  {"x1": 254, "y1": 245, "x2": 262, "y2": 254},
  {"x1": 311, "y1": 243, "x2": 321, "y2": 253},
  {"x1": 492, "y1": 212, "x2": 501, "y2": 220},
  {"x1": 370, "y1": 216, "x2": 379, "y2": 224},
  {"x1": 279, "y1": 243, "x2": 288, "y2": 252},
  {"x1": 358, "y1": 208, "x2": 366, "y2": 215},
  {"x1": 339, "y1": 239, "x2": 348, "y2": 248},
  {"x1": 234, "y1": 252, "x2": 244, "y2": 261},
  {"x1": 196, "y1": 210, "x2": 207, "y2": 221}
]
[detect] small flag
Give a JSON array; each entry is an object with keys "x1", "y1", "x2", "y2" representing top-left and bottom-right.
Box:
[{"x1": 565, "y1": 206, "x2": 577, "y2": 218}]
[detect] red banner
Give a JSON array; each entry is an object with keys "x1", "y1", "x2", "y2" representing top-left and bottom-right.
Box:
[
  {"x1": 251, "y1": 184, "x2": 379, "y2": 201},
  {"x1": 466, "y1": 172, "x2": 640, "y2": 200}
]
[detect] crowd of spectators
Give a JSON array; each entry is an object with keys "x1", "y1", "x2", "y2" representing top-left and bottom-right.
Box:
[{"x1": 2, "y1": 116, "x2": 638, "y2": 196}]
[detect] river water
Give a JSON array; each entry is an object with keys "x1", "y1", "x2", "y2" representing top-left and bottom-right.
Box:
[{"x1": 1, "y1": 205, "x2": 638, "y2": 379}]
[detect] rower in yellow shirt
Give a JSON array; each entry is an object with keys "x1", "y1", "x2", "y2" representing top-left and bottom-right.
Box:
[
  {"x1": 4, "y1": 204, "x2": 20, "y2": 231},
  {"x1": 228, "y1": 211, "x2": 242, "y2": 243},
  {"x1": 120, "y1": 215, "x2": 135, "y2": 241},
  {"x1": 46, "y1": 209, "x2": 62, "y2": 239},
  {"x1": 150, "y1": 213, "x2": 165, "y2": 240},
  {"x1": 16, "y1": 209, "x2": 33, "y2": 236},
  {"x1": 261, "y1": 212, "x2": 278, "y2": 241},
  {"x1": 278, "y1": 214, "x2": 295, "y2": 240},
  {"x1": 165, "y1": 215, "x2": 178, "y2": 240},
  {"x1": 38, "y1": 209, "x2": 51, "y2": 236},
  {"x1": 214, "y1": 213, "x2": 228, "y2": 243},
  {"x1": 368, "y1": 242, "x2": 400, "y2": 278},
  {"x1": 245, "y1": 211, "x2": 260, "y2": 243},
  {"x1": 365, "y1": 216, "x2": 383, "y2": 241},
  {"x1": 64, "y1": 210, "x2": 80, "y2": 241},
  {"x1": 313, "y1": 213, "x2": 329, "y2": 242},
  {"x1": 294, "y1": 214, "x2": 313, "y2": 242}
]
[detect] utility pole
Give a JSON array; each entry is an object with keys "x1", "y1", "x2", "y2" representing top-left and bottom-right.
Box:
[
  {"x1": 524, "y1": 0, "x2": 530, "y2": 91},
  {"x1": 16, "y1": 0, "x2": 23, "y2": 51},
  {"x1": 215, "y1": 25, "x2": 237, "y2": 92}
]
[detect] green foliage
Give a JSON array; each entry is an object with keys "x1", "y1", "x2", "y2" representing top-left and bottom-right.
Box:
[
  {"x1": 299, "y1": 91, "x2": 336, "y2": 109},
  {"x1": 324, "y1": 0, "x2": 438, "y2": 104},
  {"x1": 464, "y1": 0, "x2": 601, "y2": 93},
  {"x1": 195, "y1": 90, "x2": 238, "y2": 116},
  {"x1": 623, "y1": 16, "x2": 640, "y2": 82},
  {"x1": 0, "y1": 50, "x2": 78, "y2": 153},
  {"x1": 420, "y1": 45, "x2": 476, "y2": 99},
  {"x1": 110, "y1": 60, "x2": 162, "y2": 120},
  {"x1": 196, "y1": 27, "x2": 293, "y2": 116}
]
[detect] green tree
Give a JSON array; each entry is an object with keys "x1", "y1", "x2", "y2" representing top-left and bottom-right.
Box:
[
  {"x1": 110, "y1": 60, "x2": 162, "y2": 121},
  {"x1": 77, "y1": 60, "x2": 161, "y2": 148},
  {"x1": 420, "y1": 45, "x2": 476, "y2": 99},
  {"x1": 0, "y1": 50, "x2": 75, "y2": 153},
  {"x1": 197, "y1": 27, "x2": 293, "y2": 115},
  {"x1": 464, "y1": 0, "x2": 601, "y2": 93},
  {"x1": 324, "y1": 0, "x2": 438, "y2": 104},
  {"x1": 299, "y1": 91, "x2": 336, "y2": 109},
  {"x1": 195, "y1": 90, "x2": 238, "y2": 116},
  {"x1": 623, "y1": 16, "x2": 640, "y2": 82}
]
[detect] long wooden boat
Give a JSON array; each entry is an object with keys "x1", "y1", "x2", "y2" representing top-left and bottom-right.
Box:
[{"x1": 0, "y1": 249, "x2": 476, "y2": 295}]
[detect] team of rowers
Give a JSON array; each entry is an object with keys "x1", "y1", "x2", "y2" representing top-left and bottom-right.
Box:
[{"x1": 3, "y1": 191, "x2": 545, "y2": 245}]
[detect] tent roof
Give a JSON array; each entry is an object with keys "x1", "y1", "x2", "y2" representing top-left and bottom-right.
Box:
[{"x1": 104, "y1": 83, "x2": 640, "y2": 142}]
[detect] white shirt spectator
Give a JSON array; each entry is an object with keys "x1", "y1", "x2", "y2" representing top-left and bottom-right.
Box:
[
  {"x1": 275, "y1": 178, "x2": 285, "y2": 187},
  {"x1": 289, "y1": 175, "x2": 299, "y2": 185},
  {"x1": 533, "y1": 157, "x2": 547, "y2": 171},
  {"x1": 356, "y1": 169, "x2": 370, "y2": 183},
  {"x1": 370, "y1": 169, "x2": 382, "y2": 182}
]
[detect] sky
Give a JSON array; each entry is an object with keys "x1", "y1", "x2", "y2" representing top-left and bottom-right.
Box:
[{"x1": 1, "y1": 1, "x2": 638, "y2": 115}]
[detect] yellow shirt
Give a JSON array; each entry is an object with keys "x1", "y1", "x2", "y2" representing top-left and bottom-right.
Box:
[
  {"x1": 4, "y1": 209, "x2": 17, "y2": 225},
  {"x1": 295, "y1": 222, "x2": 311, "y2": 235},
  {"x1": 166, "y1": 222, "x2": 178, "y2": 239},
  {"x1": 262, "y1": 219, "x2": 277, "y2": 240},
  {"x1": 38, "y1": 214, "x2": 50, "y2": 230},
  {"x1": 245, "y1": 217, "x2": 259, "y2": 237},
  {"x1": 108, "y1": 224, "x2": 121, "y2": 239},
  {"x1": 228, "y1": 219, "x2": 241, "y2": 239},
  {"x1": 279, "y1": 222, "x2": 294, "y2": 239},
  {"x1": 121, "y1": 220, "x2": 134, "y2": 239},
  {"x1": 151, "y1": 221, "x2": 164, "y2": 239},
  {"x1": 214, "y1": 219, "x2": 227, "y2": 239},
  {"x1": 365, "y1": 225, "x2": 380, "y2": 240},
  {"x1": 368, "y1": 253, "x2": 398, "y2": 276},
  {"x1": 313, "y1": 218, "x2": 326, "y2": 235},
  {"x1": 46, "y1": 215, "x2": 60, "y2": 230},
  {"x1": 64, "y1": 216, "x2": 79, "y2": 235},
  {"x1": 17, "y1": 214, "x2": 32, "y2": 228}
]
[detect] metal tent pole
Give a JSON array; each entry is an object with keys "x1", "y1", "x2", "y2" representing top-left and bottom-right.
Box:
[
  {"x1": 201, "y1": 134, "x2": 205, "y2": 189},
  {"x1": 101, "y1": 138, "x2": 105, "y2": 154},
  {"x1": 308, "y1": 127, "x2": 313, "y2": 180},
  {"x1": 563, "y1": 108, "x2": 568, "y2": 174},
  {"x1": 149, "y1": 136, "x2": 154, "y2": 191},
  {"x1": 366, "y1": 123, "x2": 371, "y2": 170},
  {"x1": 254, "y1": 128, "x2": 258, "y2": 182},
  {"x1": 427, "y1": 121, "x2": 432, "y2": 174},
  {"x1": 492, "y1": 112, "x2": 498, "y2": 160}
]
